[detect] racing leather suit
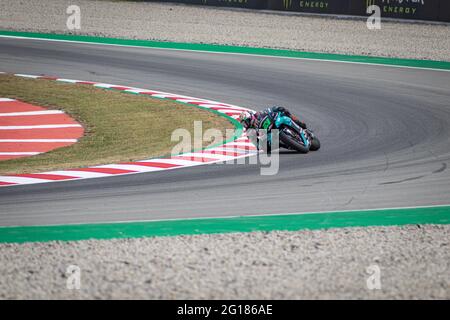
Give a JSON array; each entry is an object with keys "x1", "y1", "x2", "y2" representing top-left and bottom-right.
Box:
[{"x1": 254, "y1": 106, "x2": 307, "y2": 130}]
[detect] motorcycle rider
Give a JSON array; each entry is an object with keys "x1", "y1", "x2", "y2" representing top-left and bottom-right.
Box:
[
  {"x1": 238, "y1": 106, "x2": 308, "y2": 152},
  {"x1": 238, "y1": 106, "x2": 307, "y2": 131}
]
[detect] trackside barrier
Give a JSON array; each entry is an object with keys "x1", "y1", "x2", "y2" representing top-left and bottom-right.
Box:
[
  {"x1": 147, "y1": 0, "x2": 266, "y2": 9},
  {"x1": 146, "y1": 0, "x2": 450, "y2": 22},
  {"x1": 268, "y1": 0, "x2": 351, "y2": 15}
]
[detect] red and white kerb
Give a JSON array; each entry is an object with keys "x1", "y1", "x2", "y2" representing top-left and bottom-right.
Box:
[{"x1": 0, "y1": 73, "x2": 257, "y2": 187}]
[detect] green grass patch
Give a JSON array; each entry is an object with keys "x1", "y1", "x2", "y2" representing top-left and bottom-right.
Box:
[{"x1": 0, "y1": 74, "x2": 235, "y2": 175}]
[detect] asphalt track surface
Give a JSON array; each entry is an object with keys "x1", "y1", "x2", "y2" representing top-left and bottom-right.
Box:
[{"x1": 0, "y1": 37, "x2": 449, "y2": 227}]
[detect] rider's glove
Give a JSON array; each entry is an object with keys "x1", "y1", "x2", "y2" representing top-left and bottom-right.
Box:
[{"x1": 291, "y1": 115, "x2": 307, "y2": 129}]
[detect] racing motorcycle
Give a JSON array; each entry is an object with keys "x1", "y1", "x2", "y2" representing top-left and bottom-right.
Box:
[{"x1": 254, "y1": 111, "x2": 320, "y2": 154}]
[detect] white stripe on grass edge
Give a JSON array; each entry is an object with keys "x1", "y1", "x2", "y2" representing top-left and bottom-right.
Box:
[
  {"x1": 0, "y1": 139, "x2": 77, "y2": 142},
  {"x1": 0, "y1": 124, "x2": 82, "y2": 130},
  {"x1": 93, "y1": 164, "x2": 166, "y2": 173},
  {"x1": 0, "y1": 152, "x2": 41, "y2": 156},
  {"x1": 0, "y1": 110, "x2": 64, "y2": 117},
  {"x1": 44, "y1": 171, "x2": 112, "y2": 178},
  {"x1": 0, "y1": 176, "x2": 47, "y2": 184},
  {"x1": 14, "y1": 73, "x2": 41, "y2": 79}
]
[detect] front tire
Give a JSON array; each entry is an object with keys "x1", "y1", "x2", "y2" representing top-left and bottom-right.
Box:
[
  {"x1": 310, "y1": 137, "x2": 321, "y2": 151},
  {"x1": 279, "y1": 129, "x2": 310, "y2": 153}
]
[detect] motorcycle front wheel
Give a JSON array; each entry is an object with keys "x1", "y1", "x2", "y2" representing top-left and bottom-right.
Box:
[
  {"x1": 279, "y1": 128, "x2": 310, "y2": 154},
  {"x1": 310, "y1": 136, "x2": 321, "y2": 151}
]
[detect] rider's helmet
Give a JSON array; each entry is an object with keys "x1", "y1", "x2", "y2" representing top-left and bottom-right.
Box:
[{"x1": 238, "y1": 111, "x2": 257, "y2": 130}]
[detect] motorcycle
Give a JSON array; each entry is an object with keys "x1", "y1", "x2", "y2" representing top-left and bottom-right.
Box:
[{"x1": 254, "y1": 111, "x2": 320, "y2": 154}]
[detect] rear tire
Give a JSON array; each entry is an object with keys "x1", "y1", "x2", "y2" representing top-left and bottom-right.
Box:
[{"x1": 279, "y1": 130, "x2": 310, "y2": 153}]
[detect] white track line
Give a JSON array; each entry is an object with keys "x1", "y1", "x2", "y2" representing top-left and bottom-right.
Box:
[
  {"x1": 141, "y1": 158, "x2": 207, "y2": 166},
  {"x1": 93, "y1": 83, "x2": 118, "y2": 89},
  {"x1": 94, "y1": 164, "x2": 162, "y2": 173},
  {"x1": 14, "y1": 74, "x2": 40, "y2": 79},
  {"x1": 198, "y1": 104, "x2": 248, "y2": 110},
  {"x1": 181, "y1": 152, "x2": 237, "y2": 161},
  {"x1": 0, "y1": 139, "x2": 77, "y2": 143},
  {"x1": 0, "y1": 152, "x2": 41, "y2": 156},
  {"x1": 44, "y1": 170, "x2": 111, "y2": 178},
  {"x1": 225, "y1": 141, "x2": 256, "y2": 146},
  {"x1": 208, "y1": 147, "x2": 250, "y2": 154},
  {"x1": 0, "y1": 124, "x2": 82, "y2": 130},
  {"x1": 215, "y1": 109, "x2": 244, "y2": 114},
  {"x1": 0, "y1": 110, "x2": 64, "y2": 117},
  {"x1": 56, "y1": 79, "x2": 84, "y2": 83},
  {"x1": 175, "y1": 99, "x2": 210, "y2": 104},
  {"x1": 123, "y1": 89, "x2": 158, "y2": 94},
  {"x1": 0, "y1": 176, "x2": 48, "y2": 184}
]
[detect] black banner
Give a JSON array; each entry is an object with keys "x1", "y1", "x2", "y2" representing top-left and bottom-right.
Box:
[
  {"x1": 146, "y1": 0, "x2": 267, "y2": 9},
  {"x1": 148, "y1": 0, "x2": 450, "y2": 21},
  {"x1": 350, "y1": 0, "x2": 440, "y2": 22},
  {"x1": 438, "y1": 0, "x2": 450, "y2": 22},
  {"x1": 0, "y1": 300, "x2": 445, "y2": 319},
  {"x1": 267, "y1": 0, "x2": 351, "y2": 15}
]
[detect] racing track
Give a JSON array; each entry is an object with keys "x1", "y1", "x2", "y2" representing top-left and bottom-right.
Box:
[{"x1": 0, "y1": 37, "x2": 449, "y2": 226}]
